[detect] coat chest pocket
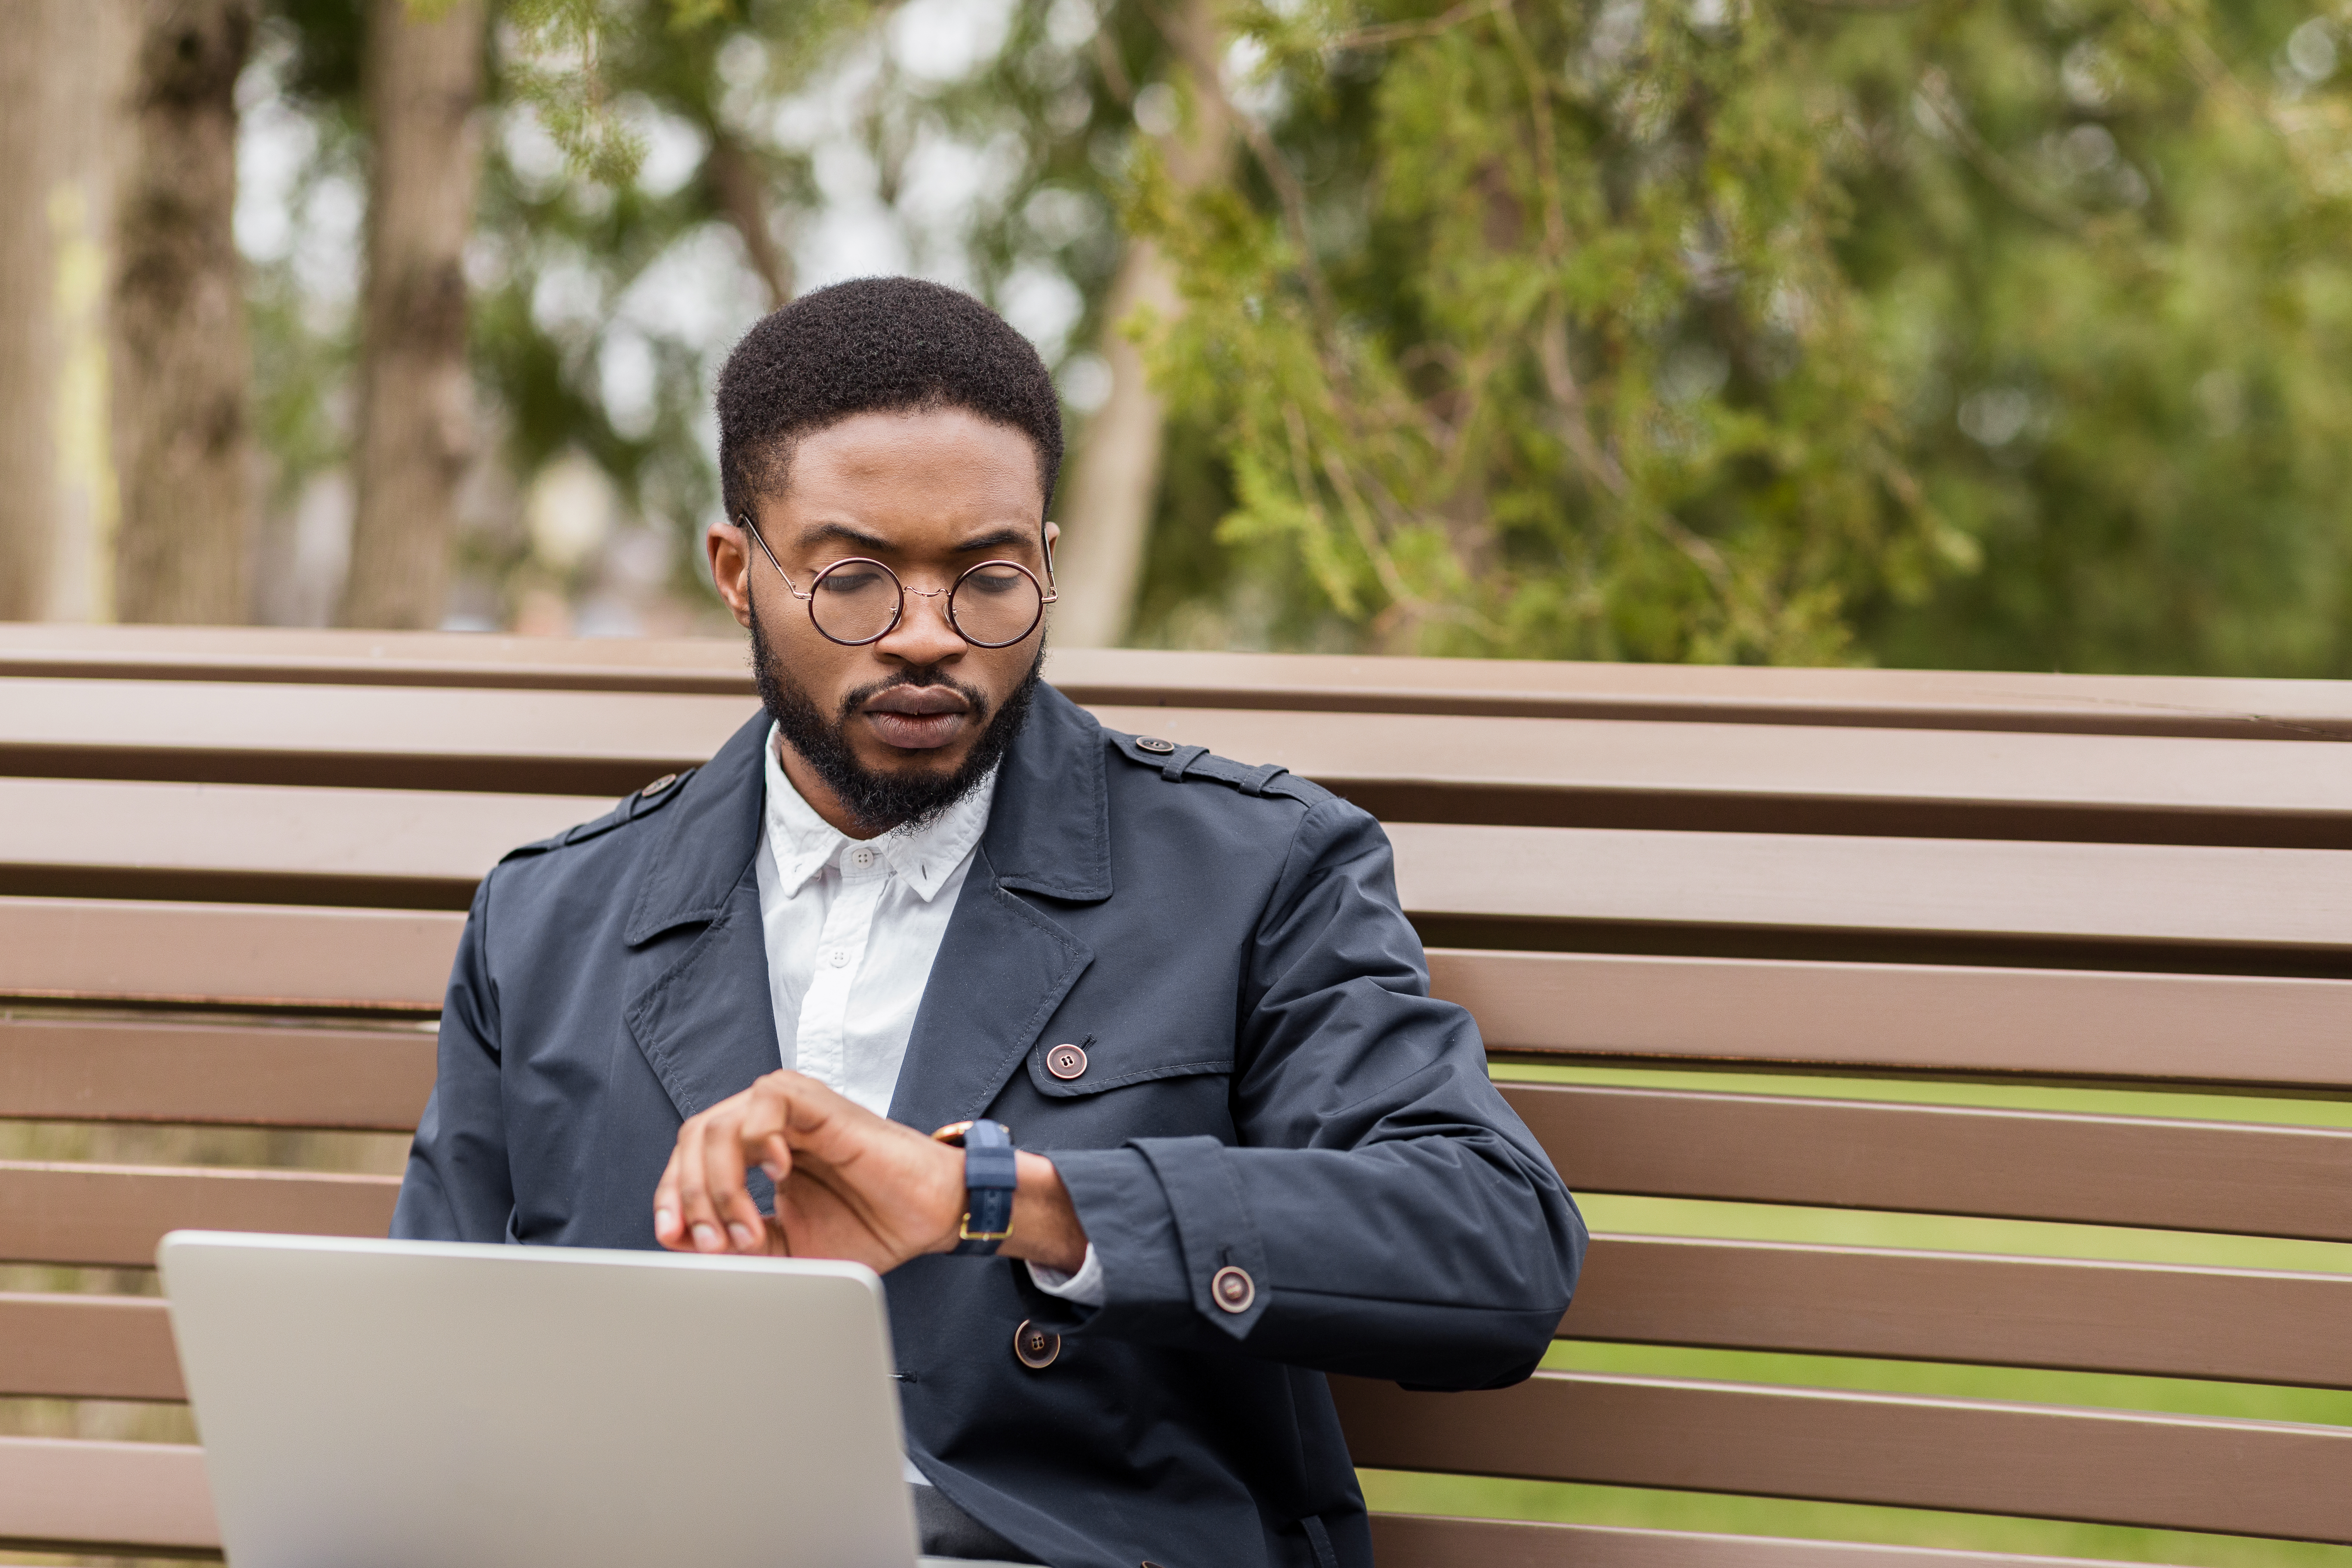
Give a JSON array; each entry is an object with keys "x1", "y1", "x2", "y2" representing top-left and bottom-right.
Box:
[{"x1": 1023, "y1": 1033, "x2": 1232, "y2": 1099}]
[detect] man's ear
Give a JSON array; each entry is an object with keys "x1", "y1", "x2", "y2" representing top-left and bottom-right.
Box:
[
  {"x1": 708, "y1": 518, "x2": 755, "y2": 629},
  {"x1": 1043, "y1": 519, "x2": 1060, "y2": 583}
]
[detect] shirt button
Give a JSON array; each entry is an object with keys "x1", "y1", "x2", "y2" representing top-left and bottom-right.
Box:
[
  {"x1": 1013, "y1": 1320, "x2": 1060, "y2": 1370},
  {"x1": 851, "y1": 847, "x2": 876, "y2": 868},
  {"x1": 1045, "y1": 1043, "x2": 1088, "y2": 1081},
  {"x1": 1211, "y1": 1265, "x2": 1255, "y2": 1314},
  {"x1": 830, "y1": 949, "x2": 848, "y2": 968}
]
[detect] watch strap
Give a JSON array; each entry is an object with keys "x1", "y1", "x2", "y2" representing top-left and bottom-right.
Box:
[{"x1": 932, "y1": 1119, "x2": 1016, "y2": 1256}]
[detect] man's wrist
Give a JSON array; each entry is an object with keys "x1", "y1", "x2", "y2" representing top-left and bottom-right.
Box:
[{"x1": 1000, "y1": 1152, "x2": 1088, "y2": 1275}]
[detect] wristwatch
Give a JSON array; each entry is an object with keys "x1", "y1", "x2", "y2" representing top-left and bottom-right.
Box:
[{"x1": 930, "y1": 1119, "x2": 1017, "y2": 1255}]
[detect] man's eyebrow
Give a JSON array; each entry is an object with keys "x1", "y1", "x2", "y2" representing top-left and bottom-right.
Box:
[{"x1": 793, "y1": 521, "x2": 1039, "y2": 555}]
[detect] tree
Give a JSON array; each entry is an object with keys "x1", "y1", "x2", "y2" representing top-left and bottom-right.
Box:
[
  {"x1": 341, "y1": 0, "x2": 490, "y2": 629},
  {"x1": 1129, "y1": 0, "x2": 2352, "y2": 672},
  {"x1": 1051, "y1": 0, "x2": 1232, "y2": 647},
  {"x1": 113, "y1": 0, "x2": 260, "y2": 624},
  {"x1": 0, "y1": 0, "x2": 126, "y2": 622}
]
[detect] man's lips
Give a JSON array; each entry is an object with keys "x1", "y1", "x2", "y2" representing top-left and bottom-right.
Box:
[
  {"x1": 863, "y1": 688, "x2": 969, "y2": 717},
  {"x1": 858, "y1": 687, "x2": 972, "y2": 750}
]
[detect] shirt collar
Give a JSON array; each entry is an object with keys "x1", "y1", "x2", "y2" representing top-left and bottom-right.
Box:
[{"x1": 761, "y1": 721, "x2": 998, "y2": 903}]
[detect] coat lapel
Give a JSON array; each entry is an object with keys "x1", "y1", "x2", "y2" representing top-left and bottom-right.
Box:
[
  {"x1": 887, "y1": 686, "x2": 1110, "y2": 1132},
  {"x1": 621, "y1": 711, "x2": 781, "y2": 1121}
]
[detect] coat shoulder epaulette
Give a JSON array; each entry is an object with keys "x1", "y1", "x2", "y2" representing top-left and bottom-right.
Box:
[
  {"x1": 1104, "y1": 730, "x2": 1334, "y2": 808},
  {"x1": 496, "y1": 766, "x2": 699, "y2": 866}
]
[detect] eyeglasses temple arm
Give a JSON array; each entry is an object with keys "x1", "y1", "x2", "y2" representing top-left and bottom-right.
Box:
[{"x1": 737, "y1": 513, "x2": 809, "y2": 598}]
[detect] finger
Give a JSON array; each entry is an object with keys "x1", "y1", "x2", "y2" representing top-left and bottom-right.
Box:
[
  {"x1": 652, "y1": 1151, "x2": 688, "y2": 1250},
  {"x1": 696, "y1": 1097, "x2": 766, "y2": 1253},
  {"x1": 714, "y1": 1082, "x2": 791, "y2": 1251},
  {"x1": 672, "y1": 1112, "x2": 731, "y2": 1254}
]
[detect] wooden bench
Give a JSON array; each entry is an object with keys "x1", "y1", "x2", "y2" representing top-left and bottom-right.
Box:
[{"x1": 3, "y1": 624, "x2": 2348, "y2": 1564}]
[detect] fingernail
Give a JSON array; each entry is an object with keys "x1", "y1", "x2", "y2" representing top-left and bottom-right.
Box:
[
  {"x1": 693, "y1": 1224, "x2": 721, "y2": 1252},
  {"x1": 760, "y1": 1161, "x2": 783, "y2": 1179},
  {"x1": 654, "y1": 1208, "x2": 676, "y2": 1236},
  {"x1": 727, "y1": 1223, "x2": 754, "y2": 1249}
]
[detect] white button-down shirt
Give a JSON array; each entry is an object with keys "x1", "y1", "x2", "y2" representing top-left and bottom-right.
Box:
[{"x1": 753, "y1": 726, "x2": 1104, "y2": 1311}]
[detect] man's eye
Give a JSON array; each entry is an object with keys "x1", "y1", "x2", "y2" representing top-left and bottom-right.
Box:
[
  {"x1": 821, "y1": 570, "x2": 889, "y2": 594},
  {"x1": 963, "y1": 569, "x2": 1023, "y2": 597}
]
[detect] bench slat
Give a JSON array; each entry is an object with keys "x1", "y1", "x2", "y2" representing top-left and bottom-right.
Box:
[
  {"x1": 12, "y1": 787, "x2": 2350, "y2": 974},
  {"x1": 1574, "y1": 1237, "x2": 2352, "y2": 1387},
  {"x1": 0, "y1": 1162, "x2": 400, "y2": 1268},
  {"x1": 1394, "y1": 824, "x2": 2352, "y2": 971},
  {"x1": 0, "y1": 1292, "x2": 181, "y2": 1400},
  {"x1": 13, "y1": 1239, "x2": 2342, "y2": 1406},
  {"x1": 0, "y1": 776, "x2": 598, "y2": 910},
  {"x1": 0, "y1": 897, "x2": 459, "y2": 1010},
  {"x1": 0, "y1": 1016, "x2": 435, "y2": 1129},
  {"x1": 1441, "y1": 950, "x2": 2352, "y2": 1090},
  {"x1": 8, "y1": 627, "x2": 2352, "y2": 741},
  {"x1": 14, "y1": 677, "x2": 2352, "y2": 848},
  {"x1": 0, "y1": 1436, "x2": 218, "y2": 1556},
  {"x1": 1332, "y1": 1372, "x2": 2352, "y2": 1542},
  {"x1": 1365, "y1": 1515, "x2": 2169, "y2": 1568},
  {"x1": 1507, "y1": 1083, "x2": 2352, "y2": 1241}
]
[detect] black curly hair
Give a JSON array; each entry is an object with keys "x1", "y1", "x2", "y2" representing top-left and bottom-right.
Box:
[{"x1": 716, "y1": 276, "x2": 1064, "y2": 527}]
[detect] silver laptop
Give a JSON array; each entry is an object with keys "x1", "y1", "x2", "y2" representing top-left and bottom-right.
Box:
[{"x1": 160, "y1": 1231, "x2": 928, "y2": 1568}]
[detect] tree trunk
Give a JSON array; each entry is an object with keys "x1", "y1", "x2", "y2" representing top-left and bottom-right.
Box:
[
  {"x1": 112, "y1": 0, "x2": 257, "y2": 624},
  {"x1": 340, "y1": 0, "x2": 488, "y2": 630},
  {"x1": 0, "y1": 0, "x2": 128, "y2": 622},
  {"x1": 707, "y1": 127, "x2": 792, "y2": 309},
  {"x1": 1050, "y1": 0, "x2": 1230, "y2": 647},
  {"x1": 1049, "y1": 240, "x2": 1182, "y2": 647}
]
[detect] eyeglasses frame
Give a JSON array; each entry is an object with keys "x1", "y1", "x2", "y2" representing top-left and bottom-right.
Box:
[{"x1": 735, "y1": 511, "x2": 1059, "y2": 649}]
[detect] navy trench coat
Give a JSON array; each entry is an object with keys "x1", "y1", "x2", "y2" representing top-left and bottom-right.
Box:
[{"x1": 393, "y1": 682, "x2": 1586, "y2": 1568}]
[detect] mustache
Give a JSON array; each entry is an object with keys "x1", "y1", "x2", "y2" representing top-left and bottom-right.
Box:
[{"x1": 835, "y1": 668, "x2": 990, "y2": 726}]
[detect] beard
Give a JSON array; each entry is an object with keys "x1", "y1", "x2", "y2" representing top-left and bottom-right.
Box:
[{"x1": 749, "y1": 597, "x2": 1044, "y2": 836}]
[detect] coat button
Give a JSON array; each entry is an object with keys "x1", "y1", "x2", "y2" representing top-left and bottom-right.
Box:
[
  {"x1": 639, "y1": 773, "x2": 678, "y2": 797},
  {"x1": 1013, "y1": 1320, "x2": 1060, "y2": 1370},
  {"x1": 1137, "y1": 737, "x2": 1176, "y2": 754},
  {"x1": 1210, "y1": 1265, "x2": 1255, "y2": 1314},
  {"x1": 1045, "y1": 1043, "x2": 1088, "y2": 1081}
]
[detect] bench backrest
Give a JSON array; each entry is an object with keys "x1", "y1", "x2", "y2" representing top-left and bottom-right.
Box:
[{"x1": 2, "y1": 624, "x2": 2348, "y2": 1564}]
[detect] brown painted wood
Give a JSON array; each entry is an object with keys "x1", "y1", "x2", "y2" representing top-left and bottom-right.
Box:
[
  {"x1": 7, "y1": 626, "x2": 2352, "y2": 742},
  {"x1": 0, "y1": 1161, "x2": 401, "y2": 1268},
  {"x1": 1332, "y1": 1372, "x2": 2352, "y2": 1542},
  {"x1": 1507, "y1": 1083, "x2": 2352, "y2": 1241},
  {"x1": 1365, "y1": 1515, "x2": 2165, "y2": 1568},
  {"x1": 1573, "y1": 1236, "x2": 2352, "y2": 1387},
  {"x1": 0, "y1": 1436, "x2": 219, "y2": 1556},
  {"x1": 13, "y1": 678, "x2": 2352, "y2": 848},
  {"x1": 0, "y1": 897, "x2": 459, "y2": 1010},
  {"x1": 0, "y1": 1292, "x2": 181, "y2": 1400},
  {"x1": 1436, "y1": 950, "x2": 2352, "y2": 1090},
  {"x1": 0, "y1": 776, "x2": 600, "y2": 909},
  {"x1": 1087, "y1": 706, "x2": 2352, "y2": 848},
  {"x1": 14, "y1": 782, "x2": 2352, "y2": 976},
  {"x1": 1391, "y1": 824, "x2": 2352, "y2": 974},
  {"x1": 0, "y1": 677, "x2": 749, "y2": 796},
  {"x1": 0, "y1": 1015, "x2": 436, "y2": 1128}
]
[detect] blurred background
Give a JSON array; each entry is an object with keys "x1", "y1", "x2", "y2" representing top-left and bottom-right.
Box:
[{"x1": 2, "y1": 0, "x2": 2350, "y2": 670}]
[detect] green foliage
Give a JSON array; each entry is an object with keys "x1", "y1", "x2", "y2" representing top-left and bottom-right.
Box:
[{"x1": 1130, "y1": 0, "x2": 2352, "y2": 671}]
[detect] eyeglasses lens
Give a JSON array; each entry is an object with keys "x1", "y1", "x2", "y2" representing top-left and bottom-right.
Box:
[
  {"x1": 810, "y1": 562, "x2": 901, "y2": 644},
  {"x1": 949, "y1": 565, "x2": 1044, "y2": 648}
]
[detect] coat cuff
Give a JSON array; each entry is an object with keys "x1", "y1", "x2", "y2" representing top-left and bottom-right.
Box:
[{"x1": 1033, "y1": 1139, "x2": 1271, "y2": 1341}]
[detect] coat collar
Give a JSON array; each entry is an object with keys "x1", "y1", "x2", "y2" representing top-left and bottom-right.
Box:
[
  {"x1": 980, "y1": 681, "x2": 1113, "y2": 904},
  {"x1": 624, "y1": 709, "x2": 771, "y2": 947},
  {"x1": 625, "y1": 680, "x2": 1111, "y2": 949}
]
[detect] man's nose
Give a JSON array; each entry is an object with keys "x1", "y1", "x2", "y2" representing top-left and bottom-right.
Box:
[{"x1": 876, "y1": 582, "x2": 966, "y2": 664}]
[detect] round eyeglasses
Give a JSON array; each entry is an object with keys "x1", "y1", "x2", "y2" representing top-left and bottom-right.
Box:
[{"x1": 739, "y1": 514, "x2": 1058, "y2": 649}]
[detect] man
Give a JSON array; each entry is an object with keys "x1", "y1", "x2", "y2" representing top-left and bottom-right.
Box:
[{"x1": 394, "y1": 277, "x2": 1584, "y2": 1568}]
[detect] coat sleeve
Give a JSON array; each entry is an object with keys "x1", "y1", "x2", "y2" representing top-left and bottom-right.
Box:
[
  {"x1": 391, "y1": 868, "x2": 516, "y2": 1243},
  {"x1": 1037, "y1": 797, "x2": 1586, "y2": 1389}
]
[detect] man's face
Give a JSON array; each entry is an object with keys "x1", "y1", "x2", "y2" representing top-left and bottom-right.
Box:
[{"x1": 708, "y1": 406, "x2": 1057, "y2": 833}]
